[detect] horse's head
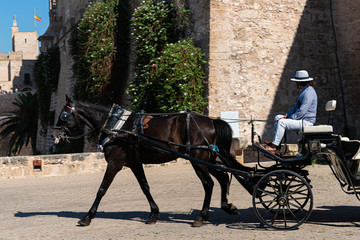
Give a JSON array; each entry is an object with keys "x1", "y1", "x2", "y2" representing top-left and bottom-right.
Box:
[{"x1": 52, "y1": 95, "x2": 81, "y2": 144}]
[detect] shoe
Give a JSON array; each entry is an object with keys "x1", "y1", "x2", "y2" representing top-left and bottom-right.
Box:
[
  {"x1": 259, "y1": 143, "x2": 277, "y2": 155},
  {"x1": 264, "y1": 141, "x2": 281, "y2": 150},
  {"x1": 264, "y1": 140, "x2": 272, "y2": 146}
]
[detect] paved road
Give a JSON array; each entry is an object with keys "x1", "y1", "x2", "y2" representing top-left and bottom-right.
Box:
[{"x1": 1, "y1": 161, "x2": 359, "y2": 240}]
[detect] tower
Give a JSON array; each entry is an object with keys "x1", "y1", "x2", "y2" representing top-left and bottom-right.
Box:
[
  {"x1": 11, "y1": 15, "x2": 19, "y2": 42},
  {"x1": 11, "y1": 16, "x2": 38, "y2": 60}
]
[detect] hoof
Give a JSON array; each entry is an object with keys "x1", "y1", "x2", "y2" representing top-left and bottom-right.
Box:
[
  {"x1": 222, "y1": 203, "x2": 240, "y2": 215},
  {"x1": 145, "y1": 214, "x2": 159, "y2": 224},
  {"x1": 191, "y1": 219, "x2": 203, "y2": 227},
  {"x1": 78, "y1": 218, "x2": 91, "y2": 226}
]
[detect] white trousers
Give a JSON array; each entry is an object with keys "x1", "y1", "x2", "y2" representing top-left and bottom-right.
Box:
[{"x1": 272, "y1": 115, "x2": 313, "y2": 146}]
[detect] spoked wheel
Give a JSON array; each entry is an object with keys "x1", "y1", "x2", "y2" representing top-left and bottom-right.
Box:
[{"x1": 252, "y1": 170, "x2": 313, "y2": 230}]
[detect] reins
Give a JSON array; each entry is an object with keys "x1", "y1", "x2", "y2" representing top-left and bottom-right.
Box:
[{"x1": 58, "y1": 127, "x2": 99, "y2": 142}]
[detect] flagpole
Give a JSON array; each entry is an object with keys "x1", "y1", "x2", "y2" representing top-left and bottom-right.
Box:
[{"x1": 34, "y1": 8, "x2": 37, "y2": 32}]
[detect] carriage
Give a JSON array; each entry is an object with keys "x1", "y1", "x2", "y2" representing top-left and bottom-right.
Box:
[{"x1": 54, "y1": 97, "x2": 360, "y2": 230}]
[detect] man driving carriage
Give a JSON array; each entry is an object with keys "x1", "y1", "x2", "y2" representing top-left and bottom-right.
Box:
[{"x1": 262, "y1": 70, "x2": 318, "y2": 154}]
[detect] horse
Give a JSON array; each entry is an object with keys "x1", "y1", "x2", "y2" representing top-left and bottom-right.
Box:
[{"x1": 52, "y1": 96, "x2": 255, "y2": 227}]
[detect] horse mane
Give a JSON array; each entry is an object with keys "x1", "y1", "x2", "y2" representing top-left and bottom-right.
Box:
[{"x1": 75, "y1": 102, "x2": 111, "y2": 131}]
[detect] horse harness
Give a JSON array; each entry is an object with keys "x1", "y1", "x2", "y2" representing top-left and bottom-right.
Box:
[{"x1": 99, "y1": 104, "x2": 220, "y2": 162}]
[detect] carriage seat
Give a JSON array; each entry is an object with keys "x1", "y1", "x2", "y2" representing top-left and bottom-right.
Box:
[
  {"x1": 302, "y1": 100, "x2": 336, "y2": 134},
  {"x1": 302, "y1": 125, "x2": 333, "y2": 134}
]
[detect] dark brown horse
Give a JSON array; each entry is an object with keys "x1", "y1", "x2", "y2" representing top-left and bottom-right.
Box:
[{"x1": 53, "y1": 96, "x2": 254, "y2": 227}]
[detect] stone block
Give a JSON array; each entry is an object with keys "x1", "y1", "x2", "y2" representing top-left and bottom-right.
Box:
[{"x1": 231, "y1": 137, "x2": 248, "y2": 164}]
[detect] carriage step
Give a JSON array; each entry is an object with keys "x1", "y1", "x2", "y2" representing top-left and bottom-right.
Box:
[
  {"x1": 252, "y1": 143, "x2": 284, "y2": 162},
  {"x1": 347, "y1": 187, "x2": 360, "y2": 192}
]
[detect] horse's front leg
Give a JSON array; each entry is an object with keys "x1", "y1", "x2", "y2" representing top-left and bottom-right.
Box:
[
  {"x1": 78, "y1": 146, "x2": 125, "y2": 226},
  {"x1": 78, "y1": 164, "x2": 119, "y2": 226},
  {"x1": 130, "y1": 163, "x2": 160, "y2": 224}
]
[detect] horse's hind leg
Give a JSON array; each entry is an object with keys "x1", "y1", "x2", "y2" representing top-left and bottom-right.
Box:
[
  {"x1": 78, "y1": 147, "x2": 125, "y2": 226},
  {"x1": 208, "y1": 168, "x2": 239, "y2": 215},
  {"x1": 191, "y1": 163, "x2": 214, "y2": 227},
  {"x1": 130, "y1": 163, "x2": 160, "y2": 224}
]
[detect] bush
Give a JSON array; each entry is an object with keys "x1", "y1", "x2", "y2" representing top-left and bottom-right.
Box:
[
  {"x1": 133, "y1": 39, "x2": 206, "y2": 112},
  {"x1": 129, "y1": 0, "x2": 205, "y2": 113},
  {"x1": 34, "y1": 46, "x2": 60, "y2": 127},
  {"x1": 70, "y1": 0, "x2": 120, "y2": 104}
]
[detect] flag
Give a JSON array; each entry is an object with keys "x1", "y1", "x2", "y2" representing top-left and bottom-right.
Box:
[{"x1": 34, "y1": 14, "x2": 41, "y2": 21}]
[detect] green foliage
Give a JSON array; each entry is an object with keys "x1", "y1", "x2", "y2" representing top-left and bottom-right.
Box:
[
  {"x1": 131, "y1": 0, "x2": 177, "y2": 68},
  {"x1": 70, "y1": 0, "x2": 120, "y2": 104},
  {"x1": 34, "y1": 46, "x2": 60, "y2": 128},
  {"x1": 130, "y1": 39, "x2": 206, "y2": 112},
  {"x1": 129, "y1": 0, "x2": 206, "y2": 113},
  {"x1": 0, "y1": 92, "x2": 39, "y2": 156},
  {"x1": 155, "y1": 40, "x2": 206, "y2": 112}
]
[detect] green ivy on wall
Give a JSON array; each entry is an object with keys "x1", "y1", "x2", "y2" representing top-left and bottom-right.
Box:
[
  {"x1": 34, "y1": 46, "x2": 60, "y2": 128},
  {"x1": 129, "y1": 0, "x2": 206, "y2": 113},
  {"x1": 70, "y1": 0, "x2": 121, "y2": 104},
  {"x1": 151, "y1": 39, "x2": 206, "y2": 113}
]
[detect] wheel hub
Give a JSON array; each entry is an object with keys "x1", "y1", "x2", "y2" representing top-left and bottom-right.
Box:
[{"x1": 277, "y1": 194, "x2": 288, "y2": 206}]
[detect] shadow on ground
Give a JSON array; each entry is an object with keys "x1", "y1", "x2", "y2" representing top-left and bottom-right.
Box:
[{"x1": 14, "y1": 205, "x2": 360, "y2": 230}]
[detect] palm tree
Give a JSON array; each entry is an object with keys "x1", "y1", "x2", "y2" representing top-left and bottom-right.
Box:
[{"x1": 0, "y1": 92, "x2": 39, "y2": 156}]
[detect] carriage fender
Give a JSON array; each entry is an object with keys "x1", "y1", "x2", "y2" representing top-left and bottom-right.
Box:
[{"x1": 340, "y1": 138, "x2": 360, "y2": 160}]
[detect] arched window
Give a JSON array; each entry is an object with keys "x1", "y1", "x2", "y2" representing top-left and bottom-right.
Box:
[{"x1": 24, "y1": 73, "x2": 31, "y2": 84}]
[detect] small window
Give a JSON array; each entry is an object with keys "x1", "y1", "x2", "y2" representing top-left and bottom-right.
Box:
[
  {"x1": 25, "y1": 38, "x2": 27, "y2": 43},
  {"x1": 24, "y1": 73, "x2": 31, "y2": 84}
]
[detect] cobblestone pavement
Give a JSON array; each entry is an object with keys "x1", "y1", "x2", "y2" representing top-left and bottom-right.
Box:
[{"x1": 0, "y1": 161, "x2": 359, "y2": 240}]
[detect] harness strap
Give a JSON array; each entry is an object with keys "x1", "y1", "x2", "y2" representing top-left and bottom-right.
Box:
[
  {"x1": 189, "y1": 114, "x2": 218, "y2": 158},
  {"x1": 185, "y1": 112, "x2": 191, "y2": 156}
]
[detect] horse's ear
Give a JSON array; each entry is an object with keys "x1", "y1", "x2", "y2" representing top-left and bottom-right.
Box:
[{"x1": 65, "y1": 95, "x2": 73, "y2": 105}]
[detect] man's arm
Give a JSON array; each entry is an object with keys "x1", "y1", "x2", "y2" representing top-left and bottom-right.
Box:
[{"x1": 289, "y1": 89, "x2": 314, "y2": 120}]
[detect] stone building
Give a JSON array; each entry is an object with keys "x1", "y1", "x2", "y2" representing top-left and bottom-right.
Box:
[
  {"x1": 0, "y1": 18, "x2": 38, "y2": 156},
  {"x1": 0, "y1": 17, "x2": 38, "y2": 93},
  {"x1": 38, "y1": 0, "x2": 360, "y2": 154}
]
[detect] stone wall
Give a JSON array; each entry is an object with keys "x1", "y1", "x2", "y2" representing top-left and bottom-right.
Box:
[
  {"x1": 0, "y1": 92, "x2": 19, "y2": 115},
  {"x1": 1, "y1": 137, "x2": 248, "y2": 178},
  {"x1": 13, "y1": 32, "x2": 38, "y2": 60},
  {"x1": 208, "y1": 0, "x2": 359, "y2": 143},
  {"x1": 0, "y1": 59, "x2": 10, "y2": 85},
  {"x1": 0, "y1": 152, "x2": 106, "y2": 179},
  {"x1": 37, "y1": 0, "x2": 93, "y2": 154},
  {"x1": 331, "y1": 0, "x2": 360, "y2": 139}
]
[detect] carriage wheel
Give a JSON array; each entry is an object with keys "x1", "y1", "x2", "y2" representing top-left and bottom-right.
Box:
[{"x1": 252, "y1": 170, "x2": 313, "y2": 230}]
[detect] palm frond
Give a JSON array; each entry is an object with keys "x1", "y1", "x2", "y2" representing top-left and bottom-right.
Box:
[{"x1": 0, "y1": 92, "x2": 38, "y2": 156}]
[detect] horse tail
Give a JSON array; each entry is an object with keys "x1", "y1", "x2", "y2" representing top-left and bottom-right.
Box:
[
  {"x1": 213, "y1": 119, "x2": 248, "y2": 170},
  {"x1": 213, "y1": 119, "x2": 255, "y2": 194}
]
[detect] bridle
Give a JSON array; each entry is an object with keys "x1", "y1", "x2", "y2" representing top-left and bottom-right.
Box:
[
  {"x1": 54, "y1": 103, "x2": 97, "y2": 142},
  {"x1": 59, "y1": 105, "x2": 76, "y2": 122}
]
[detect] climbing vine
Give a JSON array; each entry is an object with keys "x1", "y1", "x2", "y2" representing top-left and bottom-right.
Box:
[
  {"x1": 143, "y1": 39, "x2": 206, "y2": 112},
  {"x1": 129, "y1": 0, "x2": 206, "y2": 113},
  {"x1": 34, "y1": 46, "x2": 60, "y2": 128},
  {"x1": 70, "y1": 0, "x2": 126, "y2": 104}
]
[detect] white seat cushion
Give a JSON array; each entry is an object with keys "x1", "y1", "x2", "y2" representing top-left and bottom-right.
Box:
[{"x1": 303, "y1": 125, "x2": 333, "y2": 133}]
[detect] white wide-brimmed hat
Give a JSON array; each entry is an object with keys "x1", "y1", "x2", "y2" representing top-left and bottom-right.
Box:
[{"x1": 290, "y1": 70, "x2": 313, "y2": 82}]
